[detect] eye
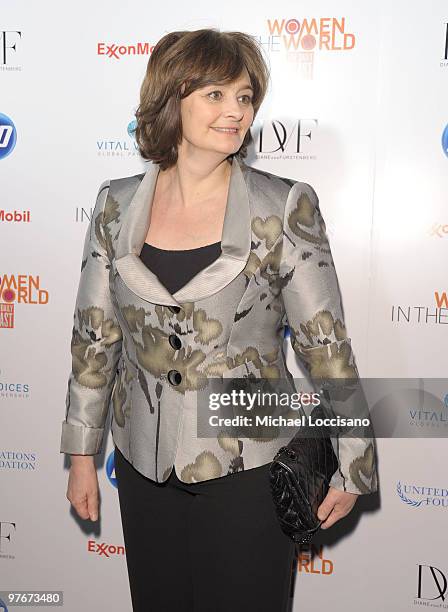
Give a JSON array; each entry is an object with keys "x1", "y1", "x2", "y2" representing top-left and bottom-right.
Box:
[
  {"x1": 239, "y1": 94, "x2": 253, "y2": 105},
  {"x1": 206, "y1": 90, "x2": 253, "y2": 104},
  {"x1": 207, "y1": 90, "x2": 223, "y2": 101}
]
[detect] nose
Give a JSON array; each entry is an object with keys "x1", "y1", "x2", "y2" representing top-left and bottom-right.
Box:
[{"x1": 222, "y1": 96, "x2": 244, "y2": 121}]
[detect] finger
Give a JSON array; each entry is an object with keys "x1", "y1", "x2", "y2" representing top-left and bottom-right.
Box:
[
  {"x1": 318, "y1": 490, "x2": 357, "y2": 523},
  {"x1": 73, "y1": 499, "x2": 90, "y2": 520},
  {"x1": 321, "y1": 503, "x2": 352, "y2": 529},
  {"x1": 87, "y1": 491, "x2": 99, "y2": 521},
  {"x1": 317, "y1": 498, "x2": 335, "y2": 522},
  {"x1": 320, "y1": 509, "x2": 343, "y2": 530}
]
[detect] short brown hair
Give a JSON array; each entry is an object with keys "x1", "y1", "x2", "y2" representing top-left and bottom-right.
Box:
[{"x1": 134, "y1": 29, "x2": 270, "y2": 170}]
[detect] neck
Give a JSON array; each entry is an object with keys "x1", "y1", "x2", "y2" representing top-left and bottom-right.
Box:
[{"x1": 159, "y1": 147, "x2": 234, "y2": 210}]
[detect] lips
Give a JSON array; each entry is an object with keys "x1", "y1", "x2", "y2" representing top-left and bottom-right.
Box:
[{"x1": 211, "y1": 127, "x2": 239, "y2": 134}]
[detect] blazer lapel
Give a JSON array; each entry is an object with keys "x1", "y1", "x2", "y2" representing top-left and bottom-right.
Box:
[{"x1": 114, "y1": 155, "x2": 251, "y2": 306}]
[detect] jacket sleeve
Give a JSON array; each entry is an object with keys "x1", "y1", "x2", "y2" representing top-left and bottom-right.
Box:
[
  {"x1": 60, "y1": 180, "x2": 123, "y2": 455},
  {"x1": 280, "y1": 181, "x2": 378, "y2": 495}
]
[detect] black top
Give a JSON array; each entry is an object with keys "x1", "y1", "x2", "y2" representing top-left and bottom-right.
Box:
[{"x1": 139, "y1": 241, "x2": 222, "y2": 295}]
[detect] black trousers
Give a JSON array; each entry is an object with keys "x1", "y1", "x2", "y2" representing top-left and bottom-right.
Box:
[{"x1": 114, "y1": 444, "x2": 296, "y2": 612}]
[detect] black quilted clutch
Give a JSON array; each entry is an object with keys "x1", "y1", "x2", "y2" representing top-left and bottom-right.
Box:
[{"x1": 269, "y1": 404, "x2": 340, "y2": 544}]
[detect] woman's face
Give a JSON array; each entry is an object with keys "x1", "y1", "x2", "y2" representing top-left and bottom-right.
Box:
[{"x1": 179, "y1": 67, "x2": 255, "y2": 158}]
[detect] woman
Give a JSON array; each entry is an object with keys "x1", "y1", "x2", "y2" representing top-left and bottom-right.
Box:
[{"x1": 61, "y1": 29, "x2": 378, "y2": 612}]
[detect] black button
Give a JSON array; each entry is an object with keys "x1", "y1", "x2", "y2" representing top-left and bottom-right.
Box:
[
  {"x1": 168, "y1": 334, "x2": 182, "y2": 350},
  {"x1": 167, "y1": 370, "x2": 182, "y2": 386},
  {"x1": 168, "y1": 305, "x2": 180, "y2": 313}
]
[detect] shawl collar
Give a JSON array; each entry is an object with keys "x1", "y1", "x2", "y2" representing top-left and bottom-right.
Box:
[{"x1": 114, "y1": 155, "x2": 251, "y2": 306}]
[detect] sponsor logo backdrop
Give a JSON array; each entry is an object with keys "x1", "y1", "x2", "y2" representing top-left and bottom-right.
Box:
[{"x1": 1, "y1": 0, "x2": 447, "y2": 610}]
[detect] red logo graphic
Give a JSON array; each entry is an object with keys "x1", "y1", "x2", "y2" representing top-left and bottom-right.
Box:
[{"x1": 0, "y1": 303, "x2": 14, "y2": 328}]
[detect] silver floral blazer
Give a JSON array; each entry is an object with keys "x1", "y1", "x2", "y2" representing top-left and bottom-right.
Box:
[{"x1": 60, "y1": 154, "x2": 378, "y2": 494}]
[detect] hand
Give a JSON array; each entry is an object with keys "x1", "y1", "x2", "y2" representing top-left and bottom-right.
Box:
[
  {"x1": 317, "y1": 486, "x2": 358, "y2": 530},
  {"x1": 66, "y1": 455, "x2": 100, "y2": 522}
]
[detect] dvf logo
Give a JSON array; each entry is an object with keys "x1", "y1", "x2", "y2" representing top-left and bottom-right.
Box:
[
  {"x1": 254, "y1": 118, "x2": 317, "y2": 154},
  {"x1": 0, "y1": 113, "x2": 17, "y2": 160},
  {"x1": 0, "y1": 30, "x2": 21, "y2": 65},
  {"x1": 417, "y1": 564, "x2": 447, "y2": 602},
  {"x1": 444, "y1": 23, "x2": 448, "y2": 60},
  {"x1": 0, "y1": 521, "x2": 16, "y2": 552}
]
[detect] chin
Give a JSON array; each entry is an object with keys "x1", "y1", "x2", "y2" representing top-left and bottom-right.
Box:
[{"x1": 209, "y1": 143, "x2": 242, "y2": 157}]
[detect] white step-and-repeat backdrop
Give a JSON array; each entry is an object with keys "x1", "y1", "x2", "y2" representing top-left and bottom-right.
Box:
[{"x1": 1, "y1": 0, "x2": 447, "y2": 610}]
